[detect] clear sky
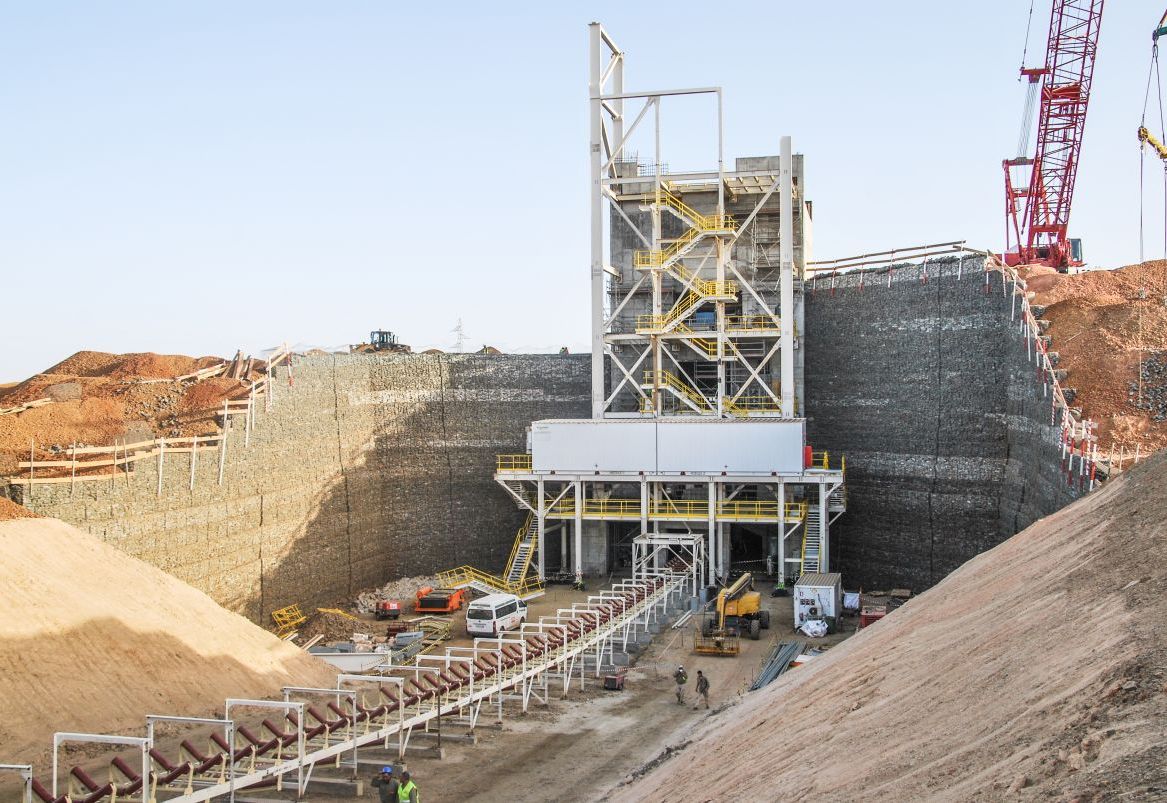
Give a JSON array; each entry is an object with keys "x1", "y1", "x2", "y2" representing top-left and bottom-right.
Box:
[{"x1": 1, "y1": 2, "x2": 1162, "y2": 380}]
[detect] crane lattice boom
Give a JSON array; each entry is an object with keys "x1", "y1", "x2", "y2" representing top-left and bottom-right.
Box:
[{"x1": 1004, "y1": 0, "x2": 1104, "y2": 270}]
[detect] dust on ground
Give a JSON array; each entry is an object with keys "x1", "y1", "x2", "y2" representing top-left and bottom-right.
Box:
[
  {"x1": 308, "y1": 585, "x2": 854, "y2": 803},
  {"x1": 1023, "y1": 260, "x2": 1167, "y2": 458},
  {"x1": 618, "y1": 451, "x2": 1167, "y2": 802}
]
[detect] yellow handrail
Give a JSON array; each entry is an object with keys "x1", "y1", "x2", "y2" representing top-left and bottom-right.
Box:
[
  {"x1": 496, "y1": 454, "x2": 532, "y2": 472},
  {"x1": 504, "y1": 512, "x2": 533, "y2": 580},
  {"x1": 546, "y1": 498, "x2": 808, "y2": 522},
  {"x1": 657, "y1": 188, "x2": 737, "y2": 232},
  {"x1": 723, "y1": 395, "x2": 782, "y2": 416},
  {"x1": 642, "y1": 370, "x2": 712, "y2": 411},
  {"x1": 725, "y1": 314, "x2": 781, "y2": 331},
  {"x1": 437, "y1": 564, "x2": 545, "y2": 599},
  {"x1": 672, "y1": 322, "x2": 718, "y2": 357}
]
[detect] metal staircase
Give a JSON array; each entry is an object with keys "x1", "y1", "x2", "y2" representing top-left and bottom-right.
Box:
[
  {"x1": 505, "y1": 512, "x2": 539, "y2": 585},
  {"x1": 437, "y1": 511, "x2": 545, "y2": 601},
  {"x1": 641, "y1": 369, "x2": 712, "y2": 412},
  {"x1": 799, "y1": 503, "x2": 824, "y2": 575}
]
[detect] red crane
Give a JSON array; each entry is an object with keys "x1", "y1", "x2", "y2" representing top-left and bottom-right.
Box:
[{"x1": 1003, "y1": 0, "x2": 1105, "y2": 270}]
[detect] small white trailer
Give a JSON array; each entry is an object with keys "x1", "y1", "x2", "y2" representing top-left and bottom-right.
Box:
[{"x1": 793, "y1": 572, "x2": 842, "y2": 628}]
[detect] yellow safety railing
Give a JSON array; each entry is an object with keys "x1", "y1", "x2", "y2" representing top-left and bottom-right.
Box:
[
  {"x1": 546, "y1": 498, "x2": 809, "y2": 522},
  {"x1": 634, "y1": 227, "x2": 703, "y2": 268},
  {"x1": 725, "y1": 314, "x2": 781, "y2": 331},
  {"x1": 810, "y1": 450, "x2": 830, "y2": 469},
  {"x1": 657, "y1": 188, "x2": 737, "y2": 232},
  {"x1": 504, "y1": 511, "x2": 537, "y2": 583},
  {"x1": 672, "y1": 322, "x2": 718, "y2": 357},
  {"x1": 437, "y1": 564, "x2": 545, "y2": 599},
  {"x1": 642, "y1": 370, "x2": 712, "y2": 411},
  {"x1": 496, "y1": 454, "x2": 533, "y2": 472},
  {"x1": 799, "y1": 524, "x2": 815, "y2": 575},
  {"x1": 271, "y1": 604, "x2": 307, "y2": 636},
  {"x1": 723, "y1": 395, "x2": 782, "y2": 416}
]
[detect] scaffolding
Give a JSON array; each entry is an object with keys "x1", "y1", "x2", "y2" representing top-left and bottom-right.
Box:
[{"x1": 498, "y1": 23, "x2": 846, "y2": 589}]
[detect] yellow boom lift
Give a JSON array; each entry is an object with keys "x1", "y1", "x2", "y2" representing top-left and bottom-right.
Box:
[{"x1": 694, "y1": 572, "x2": 771, "y2": 656}]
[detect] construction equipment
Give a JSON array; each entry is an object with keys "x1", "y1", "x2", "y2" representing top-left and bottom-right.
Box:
[
  {"x1": 374, "y1": 599, "x2": 402, "y2": 620},
  {"x1": 1002, "y1": 0, "x2": 1105, "y2": 270},
  {"x1": 352, "y1": 330, "x2": 412, "y2": 354},
  {"x1": 271, "y1": 603, "x2": 308, "y2": 637},
  {"x1": 413, "y1": 586, "x2": 467, "y2": 614},
  {"x1": 694, "y1": 572, "x2": 771, "y2": 656}
]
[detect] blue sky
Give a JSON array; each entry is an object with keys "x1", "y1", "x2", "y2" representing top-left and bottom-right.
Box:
[{"x1": 0, "y1": 2, "x2": 1161, "y2": 380}]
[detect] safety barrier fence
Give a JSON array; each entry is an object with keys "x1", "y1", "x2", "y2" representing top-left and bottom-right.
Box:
[
  {"x1": 15, "y1": 574, "x2": 684, "y2": 803},
  {"x1": 8, "y1": 348, "x2": 295, "y2": 495}
]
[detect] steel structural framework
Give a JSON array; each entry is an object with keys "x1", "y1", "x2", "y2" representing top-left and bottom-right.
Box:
[
  {"x1": 15, "y1": 576, "x2": 682, "y2": 803},
  {"x1": 496, "y1": 459, "x2": 847, "y2": 587},
  {"x1": 1004, "y1": 0, "x2": 1104, "y2": 267},
  {"x1": 588, "y1": 23, "x2": 803, "y2": 420},
  {"x1": 572, "y1": 23, "x2": 839, "y2": 587}
]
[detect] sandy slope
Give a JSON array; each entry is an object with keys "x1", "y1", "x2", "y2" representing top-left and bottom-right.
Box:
[
  {"x1": 617, "y1": 454, "x2": 1167, "y2": 802},
  {"x1": 0, "y1": 517, "x2": 335, "y2": 764}
]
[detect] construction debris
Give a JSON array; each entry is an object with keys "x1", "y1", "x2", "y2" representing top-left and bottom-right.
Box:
[{"x1": 353, "y1": 575, "x2": 441, "y2": 614}]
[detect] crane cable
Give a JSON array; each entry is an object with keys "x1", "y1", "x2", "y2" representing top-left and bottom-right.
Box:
[
  {"x1": 1140, "y1": 36, "x2": 1167, "y2": 264},
  {"x1": 1019, "y1": 0, "x2": 1036, "y2": 78}
]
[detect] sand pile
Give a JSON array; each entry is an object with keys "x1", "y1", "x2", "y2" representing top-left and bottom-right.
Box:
[
  {"x1": 0, "y1": 517, "x2": 336, "y2": 764},
  {"x1": 618, "y1": 452, "x2": 1167, "y2": 801},
  {"x1": 0, "y1": 350, "x2": 264, "y2": 475},
  {"x1": 1023, "y1": 261, "x2": 1167, "y2": 457}
]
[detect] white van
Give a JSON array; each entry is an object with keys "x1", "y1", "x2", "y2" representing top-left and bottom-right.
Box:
[{"x1": 465, "y1": 593, "x2": 527, "y2": 636}]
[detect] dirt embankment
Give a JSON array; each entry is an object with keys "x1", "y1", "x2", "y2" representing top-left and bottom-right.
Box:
[
  {"x1": 617, "y1": 452, "x2": 1167, "y2": 801},
  {"x1": 0, "y1": 350, "x2": 263, "y2": 476},
  {"x1": 0, "y1": 516, "x2": 336, "y2": 765},
  {"x1": 1024, "y1": 261, "x2": 1167, "y2": 458}
]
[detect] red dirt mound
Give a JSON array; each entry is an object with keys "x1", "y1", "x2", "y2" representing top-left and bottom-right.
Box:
[
  {"x1": 0, "y1": 350, "x2": 265, "y2": 477},
  {"x1": 1024, "y1": 261, "x2": 1167, "y2": 459},
  {"x1": 0, "y1": 497, "x2": 38, "y2": 520}
]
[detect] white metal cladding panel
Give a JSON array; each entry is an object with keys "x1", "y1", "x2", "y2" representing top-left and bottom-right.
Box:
[
  {"x1": 530, "y1": 420, "x2": 659, "y2": 472},
  {"x1": 530, "y1": 419, "x2": 805, "y2": 473},
  {"x1": 656, "y1": 420, "x2": 805, "y2": 473}
]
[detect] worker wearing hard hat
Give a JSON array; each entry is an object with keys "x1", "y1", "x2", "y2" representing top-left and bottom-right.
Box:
[{"x1": 371, "y1": 766, "x2": 399, "y2": 803}]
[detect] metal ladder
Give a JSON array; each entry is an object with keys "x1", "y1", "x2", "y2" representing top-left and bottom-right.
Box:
[
  {"x1": 506, "y1": 514, "x2": 539, "y2": 585},
  {"x1": 800, "y1": 504, "x2": 823, "y2": 575}
]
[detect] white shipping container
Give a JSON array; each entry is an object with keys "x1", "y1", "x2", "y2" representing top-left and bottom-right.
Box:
[
  {"x1": 793, "y1": 572, "x2": 842, "y2": 628},
  {"x1": 529, "y1": 418, "x2": 806, "y2": 474}
]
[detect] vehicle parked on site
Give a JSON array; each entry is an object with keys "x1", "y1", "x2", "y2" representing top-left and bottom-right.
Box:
[{"x1": 465, "y1": 593, "x2": 528, "y2": 636}]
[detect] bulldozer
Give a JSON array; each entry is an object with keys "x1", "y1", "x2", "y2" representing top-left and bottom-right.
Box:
[
  {"x1": 694, "y1": 572, "x2": 770, "y2": 657},
  {"x1": 351, "y1": 330, "x2": 411, "y2": 354}
]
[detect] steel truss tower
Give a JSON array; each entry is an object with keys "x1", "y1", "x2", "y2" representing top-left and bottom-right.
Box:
[{"x1": 495, "y1": 23, "x2": 845, "y2": 593}]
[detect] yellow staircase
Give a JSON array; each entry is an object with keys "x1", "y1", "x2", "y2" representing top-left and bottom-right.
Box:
[
  {"x1": 633, "y1": 189, "x2": 737, "y2": 274},
  {"x1": 641, "y1": 370, "x2": 712, "y2": 412},
  {"x1": 438, "y1": 511, "x2": 545, "y2": 600}
]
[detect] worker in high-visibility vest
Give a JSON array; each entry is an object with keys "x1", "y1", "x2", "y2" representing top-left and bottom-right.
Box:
[{"x1": 397, "y1": 770, "x2": 419, "y2": 803}]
